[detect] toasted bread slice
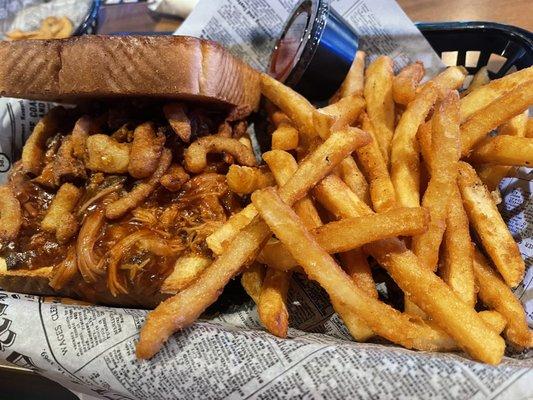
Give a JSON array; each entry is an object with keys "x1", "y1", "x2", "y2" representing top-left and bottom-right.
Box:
[{"x1": 0, "y1": 35, "x2": 260, "y2": 119}]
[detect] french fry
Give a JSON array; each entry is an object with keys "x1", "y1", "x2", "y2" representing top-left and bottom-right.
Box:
[
  {"x1": 440, "y1": 183, "x2": 476, "y2": 307},
  {"x1": 314, "y1": 175, "x2": 373, "y2": 219},
  {"x1": 161, "y1": 255, "x2": 212, "y2": 293},
  {"x1": 412, "y1": 91, "x2": 461, "y2": 271},
  {"x1": 137, "y1": 128, "x2": 370, "y2": 359},
  {"x1": 206, "y1": 204, "x2": 257, "y2": 255},
  {"x1": 475, "y1": 112, "x2": 528, "y2": 190},
  {"x1": 241, "y1": 262, "x2": 265, "y2": 304},
  {"x1": 364, "y1": 56, "x2": 395, "y2": 164},
  {"x1": 259, "y1": 207, "x2": 429, "y2": 270},
  {"x1": 499, "y1": 111, "x2": 528, "y2": 137},
  {"x1": 339, "y1": 250, "x2": 377, "y2": 299},
  {"x1": 473, "y1": 248, "x2": 532, "y2": 347},
  {"x1": 478, "y1": 311, "x2": 507, "y2": 334},
  {"x1": 226, "y1": 165, "x2": 275, "y2": 195},
  {"x1": 258, "y1": 268, "x2": 290, "y2": 337},
  {"x1": 419, "y1": 66, "x2": 467, "y2": 99},
  {"x1": 392, "y1": 61, "x2": 425, "y2": 105},
  {"x1": 357, "y1": 113, "x2": 397, "y2": 212},
  {"x1": 460, "y1": 66, "x2": 533, "y2": 121},
  {"x1": 263, "y1": 150, "x2": 322, "y2": 230},
  {"x1": 417, "y1": 120, "x2": 433, "y2": 169},
  {"x1": 314, "y1": 95, "x2": 365, "y2": 137},
  {"x1": 469, "y1": 136, "x2": 533, "y2": 167},
  {"x1": 527, "y1": 117, "x2": 533, "y2": 138},
  {"x1": 271, "y1": 123, "x2": 299, "y2": 150},
  {"x1": 460, "y1": 79, "x2": 533, "y2": 156},
  {"x1": 260, "y1": 73, "x2": 321, "y2": 142},
  {"x1": 457, "y1": 162, "x2": 525, "y2": 287},
  {"x1": 252, "y1": 187, "x2": 502, "y2": 357},
  {"x1": 464, "y1": 66, "x2": 490, "y2": 95},
  {"x1": 365, "y1": 238, "x2": 505, "y2": 364},
  {"x1": 391, "y1": 82, "x2": 440, "y2": 207},
  {"x1": 336, "y1": 50, "x2": 366, "y2": 99},
  {"x1": 336, "y1": 156, "x2": 371, "y2": 205}
]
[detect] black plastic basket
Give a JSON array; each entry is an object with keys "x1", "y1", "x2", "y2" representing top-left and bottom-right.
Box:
[{"x1": 416, "y1": 21, "x2": 533, "y2": 78}]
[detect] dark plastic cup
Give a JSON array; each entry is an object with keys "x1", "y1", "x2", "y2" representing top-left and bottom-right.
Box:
[{"x1": 268, "y1": 0, "x2": 359, "y2": 101}]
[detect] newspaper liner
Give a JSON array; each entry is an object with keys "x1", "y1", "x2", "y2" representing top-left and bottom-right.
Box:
[{"x1": 0, "y1": 0, "x2": 531, "y2": 398}]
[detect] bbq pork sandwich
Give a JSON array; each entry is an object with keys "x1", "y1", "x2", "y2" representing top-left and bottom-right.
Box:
[{"x1": 0, "y1": 35, "x2": 260, "y2": 307}]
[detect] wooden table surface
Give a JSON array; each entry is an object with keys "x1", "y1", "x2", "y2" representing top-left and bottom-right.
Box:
[{"x1": 97, "y1": 0, "x2": 532, "y2": 34}]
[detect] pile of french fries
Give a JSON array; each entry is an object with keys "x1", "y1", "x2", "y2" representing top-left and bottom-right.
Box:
[{"x1": 136, "y1": 53, "x2": 533, "y2": 365}]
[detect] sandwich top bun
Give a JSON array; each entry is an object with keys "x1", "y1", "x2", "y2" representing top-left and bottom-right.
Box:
[{"x1": 0, "y1": 35, "x2": 260, "y2": 119}]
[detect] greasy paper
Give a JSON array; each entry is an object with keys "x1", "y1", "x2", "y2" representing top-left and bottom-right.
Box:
[{"x1": 0, "y1": 0, "x2": 531, "y2": 399}]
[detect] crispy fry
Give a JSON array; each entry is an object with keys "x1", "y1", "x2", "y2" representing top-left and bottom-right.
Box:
[
  {"x1": 315, "y1": 95, "x2": 366, "y2": 137},
  {"x1": 419, "y1": 66, "x2": 466, "y2": 99},
  {"x1": 460, "y1": 66, "x2": 533, "y2": 122},
  {"x1": 365, "y1": 238, "x2": 505, "y2": 364},
  {"x1": 49, "y1": 246, "x2": 78, "y2": 291},
  {"x1": 258, "y1": 268, "x2": 290, "y2": 338},
  {"x1": 473, "y1": 248, "x2": 532, "y2": 347},
  {"x1": 339, "y1": 250, "x2": 377, "y2": 299},
  {"x1": 364, "y1": 56, "x2": 395, "y2": 164},
  {"x1": 0, "y1": 186, "x2": 22, "y2": 242},
  {"x1": 86, "y1": 134, "x2": 131, "y2": 174},
  {"x1": 475, "y1": 112, "x2": 528, "y2": 190},
  {"x1": 357, "y1": 113, "x2": 397, "y2": 212},
  {"x1": 206, "y1": 204, "x2": 258, "y2": 255},
  {"x1": 527, "y1": 117, "x2": 533, "y2": 138},
  {"x1": 314, "y1": 175, "x2": 373, "y2": 219},
  {"x1": 336, "y1": 157, "x2": 370, "y2": 205},
  {"x1": 464, "y1": 67, "x2": 490, "y2": 95},
  {"x1": 106, "y1": 149, "x2": 172, "y2": 220},
  {"x1": 336, "y1": 50, "x2": 366, "y2": 99},
  {"x1": 161, "y1": 254, "x2": 212, "y2": 294},
  {"x1": 164, "y1": 103, "x2": 191, "y2": 142},
  {"x1": 159, "y1": 164, "x2": 190, "y2": 192},
  {"x1": 412, "y1": 91, "x2": 461, "y2": 271},
  {"x1": 271, "y1": 123, "x2": 299, "y2": 150},
  {"x1": 457, "y1": 162, "x2": 525, "y2": 287},
  {"x1": 226, "y1": 165, "x2": 275, "y2": 195},
  {"x1": 391, "y1": 82, "x2": 439, "y2": 207},
  {"x1": 269, "y1": 111, "x2": 292, "y2": 127},
  {"x1": 241, "y1": 262, "x2": 265, "y2": 304},
  {"x1": 128, "y1": 122, "x2": 165, "y2": 179},
  {"x1": 478, "y1": 310, "x2": 507, "y2": 334},
  {"x1": 392, "y1": 61, "x2": 425, "y2": 105},
  {"x1": 260, "y1": 73, "x2": 320, "y2": 142},
  {"x1": 460, "y1": 79, "x2": 533, "y2": 156},
  {"x1": 21, "y1": 106, "x2": 66, "y2": 175},
  {"x1": 440, "y1": 183, "x2": 475, "y2": 307},
  {"x1": 259, "y1": 207, "x2": 429, "y2": 270},
  {"x1": 184, "y1": 136, "x2": 256, "y2": 173},
  {"x1": 137, "y1": 128, "x2": 369, "y2": 359},
  {"x1": 469, "y1": 136, "x2": 533, "y2": 166},
  {"x1": 41, "y1": 183, "x2": 81, "y2": 243}
]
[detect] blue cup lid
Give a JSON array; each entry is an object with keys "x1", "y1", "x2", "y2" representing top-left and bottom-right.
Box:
[{"x1": 268, "y1": 0, "x2": 359, "y2": 101}]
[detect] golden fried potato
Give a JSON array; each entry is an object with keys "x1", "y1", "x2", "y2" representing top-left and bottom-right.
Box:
[
  {"x1": 393, "y1": 61, "x2": 425, "y2": 105},
  {"x1": 161, "y1": 255, "x2": 212, "y2": 294},
  {"x1": 226, "y1": 165, "x2": 275, "y2": 195}
]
